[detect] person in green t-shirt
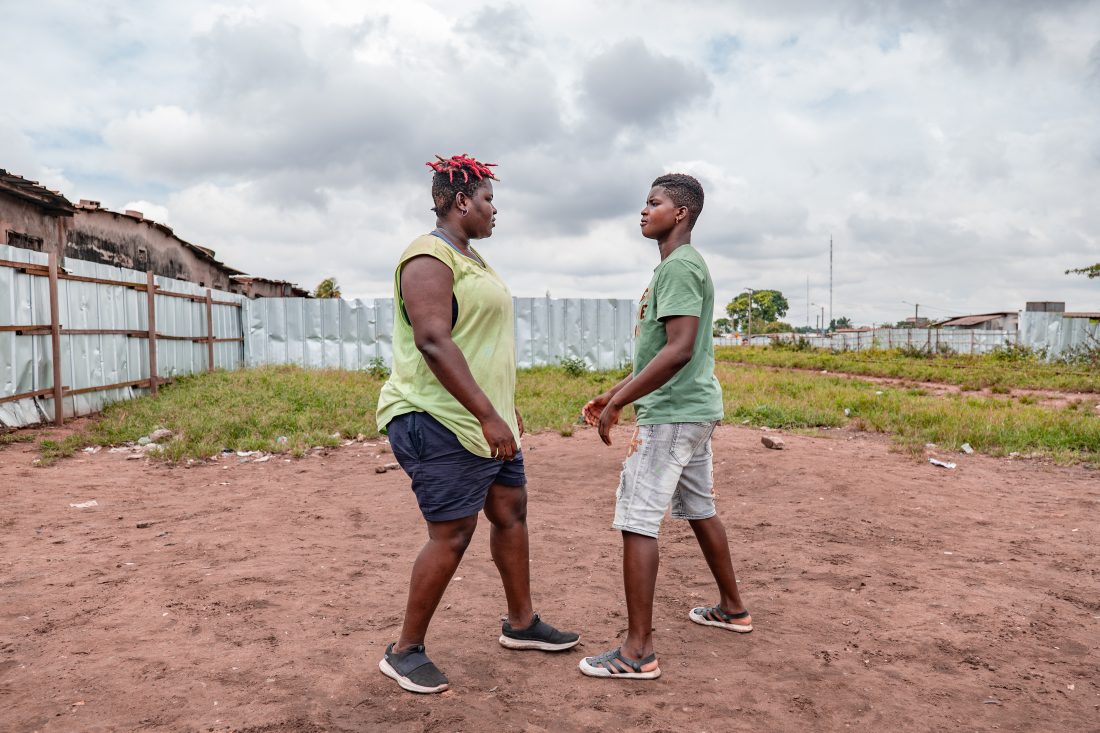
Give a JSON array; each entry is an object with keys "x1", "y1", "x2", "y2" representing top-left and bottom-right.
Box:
[{"x1": 578, "y1": 173, "x2": 752, "y2": 681}]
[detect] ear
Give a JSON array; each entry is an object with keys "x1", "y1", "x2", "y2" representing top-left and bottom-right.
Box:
[{"x1": 675, "y1": 206, "x2": 689, "y2": 224}]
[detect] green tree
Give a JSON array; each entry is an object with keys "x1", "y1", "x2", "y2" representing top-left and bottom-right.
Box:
[
  {"x1": 725, "y1": 289, "x2": 790, "y2": 332},
  {"x1": 313, "y1": 277, "x2": 342, "y2": 299},
  {"x1": 1066, "y1": 264, "x2": 1100, "y2": 279},
  {"x1": 759, "y1": 321, "x2": 795, "y2": 334},
  {"x1": 829, "y1": 316, "x2": 853, "y2": 330},
  {"x1": 712, "y1": 317, "x2": 733, "y2": 336}
]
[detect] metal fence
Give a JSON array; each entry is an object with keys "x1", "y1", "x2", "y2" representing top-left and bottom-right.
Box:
[
  {"x1": 243, "y1": 296, "x2": 637, "y2": 371},
  {"x1": 6, "y1": 242, "x2": 1094, "y2": 430},
  {"x1": 2, "y1": 246, "x2": 637, "y2": 427},
  {"x1": 716, "y1": 312, "x2": 1098, "y2": 356},
  {"x1": 1, "y1": 244, "x2": 245, "y2": 428}
]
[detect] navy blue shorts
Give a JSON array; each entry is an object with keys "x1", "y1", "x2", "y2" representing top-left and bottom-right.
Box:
[{"x1": 386, "y1": 411, "x2": 526, "y2": 522}]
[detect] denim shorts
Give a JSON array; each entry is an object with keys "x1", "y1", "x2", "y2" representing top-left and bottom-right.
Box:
[
  {"x1": 612, "y1": 421, "x2": 718, "y2": 538},
  {"x1": 386, "y1": 411, "x2": 525, "y2": 522}
]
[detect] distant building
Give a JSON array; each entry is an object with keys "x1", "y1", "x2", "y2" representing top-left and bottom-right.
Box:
[
  {"x1": 229, "y1": 275, "x2": 310, "y2": 298},
  {"x1": 71, "y1": 200, "x2": 244, "y2": 291},
  {"x1": 935, "y1": 312, "x2": 1018, "y2": 331},
  {"x1": 0, "y1": 168, "x2": 306, "y2": 298}
]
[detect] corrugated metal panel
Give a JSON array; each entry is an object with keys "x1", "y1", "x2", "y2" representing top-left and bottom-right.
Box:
[
  {"x1": 1, "y1": 245, "x2": 51, "y2": 426},
  {"x1": 243, "y1": 297, "x2": 637, "y2": 371},
  {"x1": 1, "y1": 248, "x2": 246, "y2": 428}
]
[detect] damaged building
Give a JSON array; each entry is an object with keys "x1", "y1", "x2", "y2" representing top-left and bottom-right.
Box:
[{"x1": 0, "y1": 168, "x2": 308, "y2": 298}]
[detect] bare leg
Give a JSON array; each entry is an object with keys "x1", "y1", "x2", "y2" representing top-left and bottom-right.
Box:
[
  {"x1": 483, "y1": 483, "x2": 534, "y2": 629},
  {"x1": 395, "y1": 514, "x2": 478, "y2": 652},
  {"x1": 620, "y1": 530, "x2": 661, "y2": 668},
  {"x1": 688, "y1": 515, "x2": 749, "y2": 617}
]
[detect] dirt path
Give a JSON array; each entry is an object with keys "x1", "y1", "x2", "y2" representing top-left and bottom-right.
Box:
[{"x1": 1, "y1": 425, "x2": 1097, "y2": 732}]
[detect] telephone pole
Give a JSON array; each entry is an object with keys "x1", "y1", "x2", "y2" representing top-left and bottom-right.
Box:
[
  {"x1": 805, "y1": 276, "x2": 809, "y2": 330},
  {"x1": 746, "y1": 287, "x2": 754, "y2": 342},
  {"x1": 829, "y1": 235, "x2": 833, "y2": 333}
]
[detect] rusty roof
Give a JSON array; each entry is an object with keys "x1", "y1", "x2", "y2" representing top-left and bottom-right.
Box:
[
  {"x1": 74, "y1": 206, "x2": 245, "y2": 276},
  {"x1": 937, "y1": 312, "x2": 1016, "y2": 327},
  {"x1": 0, "y1": 169, "x2": 76, "y2": 215}
]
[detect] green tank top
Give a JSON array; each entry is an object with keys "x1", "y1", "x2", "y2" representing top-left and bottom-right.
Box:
[{"x1": 375, "y1": 233, "x2": 520, "y2": 458}]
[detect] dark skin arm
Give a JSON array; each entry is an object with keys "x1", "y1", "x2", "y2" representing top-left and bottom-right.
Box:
[
  {"x1": 583, "y1": 314, "x2": 698, "y2": 445},
  {"x1": 401, "y1": 254, "x2": 517, "y2": 459}
]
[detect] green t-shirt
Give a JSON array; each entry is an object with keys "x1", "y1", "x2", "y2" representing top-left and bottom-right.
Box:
[
  {"x1": 632, "y1": 244, "x2": 724, "y2": 425},
  {"x1": 375, "y1": 234, "x2": 520, "y2": 458}
]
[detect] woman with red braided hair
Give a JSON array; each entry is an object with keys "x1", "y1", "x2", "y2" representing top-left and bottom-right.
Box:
[{"x1": 375, "y1": 154, "x2": 579, "y2": 694}]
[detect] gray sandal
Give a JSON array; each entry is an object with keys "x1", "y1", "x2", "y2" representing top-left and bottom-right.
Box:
[
  {"x1": 689, "y1": 605, "x2": 753, "y2": 632},
  {"x1": 578, "y1": 647, "x2": 661, "y2": 680}
]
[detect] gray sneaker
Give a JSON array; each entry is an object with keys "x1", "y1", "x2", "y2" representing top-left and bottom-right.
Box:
[
  {"x1": 379, "y1": 643, "x2": 449, "y2": 694},
  {"x1": 499, "y1": 613, "x2": 580, "y2": 651}
]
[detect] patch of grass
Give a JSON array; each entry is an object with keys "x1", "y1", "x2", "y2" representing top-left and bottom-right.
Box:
[
  {"x1": 716, "y1": 364, "x2": 1100, "y2": 465},
  {"x1": 0, "y1": 431, "x2": 35, "y2": 446},
  {"x1": 33, "y1": 362, "x2": 1100, "y2": 467},
  {"x1": 514, "y1": 365, "x2": 630, "y2": 437},
  {"x1": 36, "y1": 365, "x2": 388, "y2": 465},
  {"x1": 716, "y1": 346, "x2": 1100, "y2": 393}
]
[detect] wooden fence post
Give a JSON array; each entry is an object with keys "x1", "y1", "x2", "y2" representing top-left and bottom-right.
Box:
[
  {"x1": 205, "y1": 289, "x2": 215, "y2": 372},
  {"x1": 47, "y1": 253, "x2": 64, "y2": 425},
  {"x1": 146, "y1": 270, "x2": 158, "y2": 396}
]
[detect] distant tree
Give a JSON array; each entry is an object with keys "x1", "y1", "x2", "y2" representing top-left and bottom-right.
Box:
[
  {"x1": 713, "y1": 317, "x2": 734, "y2": 337},
  {"x1": 314, "y1": 277, "x2": 342, "y2": 299},
  {"x1": 1066, "y1": 264, "x2": 1100, "y2": 279},
  {"x1": 725, "y1": 289, "x2": 790, "y2": 332},
  {"x1": 759, "y1": 321, "x2": 795, "y2": 334},
  {"x1": 830, "y1": 316, "x2": 853, "y2": 330}
]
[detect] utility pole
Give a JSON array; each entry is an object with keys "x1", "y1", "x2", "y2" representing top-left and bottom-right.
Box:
[
  {"x1": 746, "y1": 288, "x2": 754, "y2": 343},
  {"x1": 805, "y1": 276, "x2": 809, "y2": 331},
  {"x1": 821, "y1": 305, "x2": 825, "y2": 336},
  {"x1": 829, "y1": 235, "x2": 833, "y2": 334},
  {"x1": 914, "y1": 303, "x2": 919, "y2": 323}
]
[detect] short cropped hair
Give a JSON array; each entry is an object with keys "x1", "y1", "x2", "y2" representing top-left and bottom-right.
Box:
[{"x1": 652, "y1": 173, "x2": 704, "y2": 228}]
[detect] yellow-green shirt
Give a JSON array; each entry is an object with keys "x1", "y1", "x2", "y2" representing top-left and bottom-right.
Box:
[{"x1": 375, "y1": 234, "x2": 520, "y2": 457}]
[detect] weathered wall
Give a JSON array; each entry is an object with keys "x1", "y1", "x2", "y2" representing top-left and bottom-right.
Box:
[
  {"x1": 68, "y1": 209, "x2": 234, "y2": 290},
  {"x1": 0, "y1": 191, "x2": 69, "y2": 253}
]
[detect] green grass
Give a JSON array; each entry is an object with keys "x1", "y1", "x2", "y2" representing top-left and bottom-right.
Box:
[
  {"x1": 0, "y1": 431, "x2": 35, "y2": 447},
  {"x1": 716, "y1": 346, "x2": 1100, "y2": 393},
  {"x1": 715, "y1": 364, "x2": 1100, "y2": 465},
  {"x1": 23, "y1": 362, "x2": 1100, "y2": 466},
  {"x1": 38, "y1": 366, "x2": 387, "y2": 465}
]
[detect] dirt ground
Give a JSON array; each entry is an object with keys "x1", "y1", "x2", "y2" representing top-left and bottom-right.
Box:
[{"x1": 1, "y1": 424, "x2": 1098, "y2": 733}]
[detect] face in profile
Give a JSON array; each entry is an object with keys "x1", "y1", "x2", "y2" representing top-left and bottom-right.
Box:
[
  {"x1": 639, "y1": 186, "x2": 680, "y2": 240},
  {"x1": 466, "y1": 181, "x2": 497, "y2": 239}
]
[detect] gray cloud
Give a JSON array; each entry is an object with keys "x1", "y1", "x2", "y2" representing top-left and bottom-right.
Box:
[
  {"x1": 4, "y1": 1, "x2": 1100, "y2": 325},
  {"x1": 579, "y1": 39, "x2": 713, "y2": 132}
]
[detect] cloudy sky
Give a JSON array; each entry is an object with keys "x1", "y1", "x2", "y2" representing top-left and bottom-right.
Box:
[{"x1": 3, "y1": 0, "x2": 1099, "y2": 326}]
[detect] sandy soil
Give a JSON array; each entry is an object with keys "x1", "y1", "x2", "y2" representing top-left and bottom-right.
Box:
[{"x1": 1, "y1": 425, "x2": 1098, "y2": 732}]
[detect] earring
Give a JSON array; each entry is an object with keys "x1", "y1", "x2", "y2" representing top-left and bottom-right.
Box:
[{"x1": 460, "y1": 209, "x2": 468, "y2": 216}]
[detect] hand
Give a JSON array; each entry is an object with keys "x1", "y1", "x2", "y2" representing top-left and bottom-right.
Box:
[
  {"x1": 597, "y1": 400, "x2": 623, "y2": 446},
  {"x1": 481, "y1": 412, "x2": 518, "y2": 460},
  {"x1": 515, "y1": 407, "x2": 525, "y2": 437},
  {"x1": 582, "y1": 392, "x2": 613, "y2": 427}
]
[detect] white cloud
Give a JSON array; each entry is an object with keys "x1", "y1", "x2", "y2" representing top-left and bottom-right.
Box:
[{"x1": 0, "y1": 0, "x2": 1098, "y2": 324}]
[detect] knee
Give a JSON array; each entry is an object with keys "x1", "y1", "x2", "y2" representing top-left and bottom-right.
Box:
[
  {"x1": 432, "y1": 517, "x2": 477, "y2": 555},
  {"x1": 491, "y1": 491, "x2": 527, "y2": 529}
]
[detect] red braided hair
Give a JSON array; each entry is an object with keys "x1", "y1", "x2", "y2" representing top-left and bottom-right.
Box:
[
  {"x1": 426, "y1": 153, "x2": 498, "y2": 183},
  {"x1": 427, "y1": 153, "x2": 498, "y2": 215}
]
